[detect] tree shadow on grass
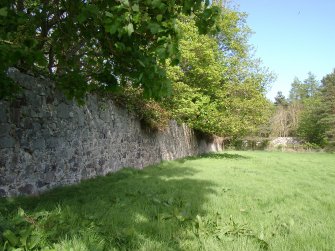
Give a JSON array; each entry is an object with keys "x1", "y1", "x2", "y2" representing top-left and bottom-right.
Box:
[{"x1": 0, "y1": 162, "x2": 218, "y2": 250}]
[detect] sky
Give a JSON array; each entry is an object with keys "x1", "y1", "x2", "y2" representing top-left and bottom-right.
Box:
[{"x1": 231, "y1": 0, "x2": 335, "y2": 100}]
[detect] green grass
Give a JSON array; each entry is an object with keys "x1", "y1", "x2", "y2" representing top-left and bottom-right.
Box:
[{"x1": 1, "y1": 151, "x2": 335, "y2": 250}]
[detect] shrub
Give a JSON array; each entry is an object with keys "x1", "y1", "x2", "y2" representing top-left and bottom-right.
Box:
[{"x1": 112, "y1": 86, "x2": 171, "y2": 131}]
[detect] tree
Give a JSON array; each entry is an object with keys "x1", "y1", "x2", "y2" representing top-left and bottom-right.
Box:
[
  {"x1": 297, "y1": 96, "x2": 326, "y2": 146},
  {"x1": 0, "y1": 0, "x2": 220, "y2": 101},
  {"x1": 289, "y1": 77, "x2": 304, "y2": 101},
  {"x1": 163, "y1": 8, "x2": 272, "y2": 137},
  {"x1": 274, "y1": 91, "x2": 288, "y2": 106},
  {"x1": 289, "y1": 73, "x2": 319, "y2": 102},
  {"x1": 320, "y1": 69, "x2": 335, "y2": 149},
  {"x1": 270, "y1": 105, "x2": 289, "y2": 137},
  {"x1": 270, "y1": 73, "x2": 320, "y2": 138},
  {"x1": 1, "y1": 1, "x2": 273, "y2": 138},
  {"x1": 288, "y1": 73, "x2": 321, "y2": 143}
]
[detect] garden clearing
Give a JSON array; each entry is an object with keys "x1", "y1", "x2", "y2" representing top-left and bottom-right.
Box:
[{"x1": 1, "y1": 151, "x2": 335, "y2": 250}]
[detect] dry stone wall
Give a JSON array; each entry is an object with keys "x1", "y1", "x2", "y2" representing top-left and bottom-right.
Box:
[{"x1": 0, "y1": 69, "x2": 223, "y2": 197}]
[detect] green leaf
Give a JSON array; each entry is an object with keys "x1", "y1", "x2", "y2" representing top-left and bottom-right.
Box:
[
  {"x1": 121, "y1": 0, "x2": 129, "y2": 6},
  {"x1": 0, "y1": 7, "x2": 7, "y2": 17},
  {"x1": 132, "y1": 4, "x2": 140, "y2": 12},
  {"x1": 115, "y1": 42, "x2": 126, "y2": 51},
  {"x1": 77, "y1": 13, "x2": 87, "y2": 23},
  {"x1": 156, "y1": 14, "x2": 163, "y2": 22},
  {"x1": 148, "y1": 22, "x2": 162, "y2": 34},
  {"x1": 155, "y1": 46, "x2": 167, "y2": 60},
  {"x1": 105, "y1": 23, "x2": 119, "y2": 35},
  {"x1": 19, "y1": 229, "x2": 32, "y2": 247},
  {"x1": 28, "y1": 234, "x2": 41, "y2": 249},
  {"x1": 125, "y1": 23, "x2": 134, "y2": 36},
  {"x1": 18, "y1": 208, "x2": 25, "y2": 217},
  {"x1": 105, "y1": 11, "x2": 113, "y2": 18},
  {"x1": 3, "y1": 230, "x2": 19, "y2": 246},
  {"x1": 137, "y1": 60, "x2": 145, "y2": 67}
]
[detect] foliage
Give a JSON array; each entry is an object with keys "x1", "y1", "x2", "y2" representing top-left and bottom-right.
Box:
[
  {"x1": 274, "y1": 91, "x2": 288, "y2": 106},
  {"x1": 1, "y1": 1, "x2": 273, "y2": 138},
  {"x1": 270, "y1": 73, "x2": 320, "y2": 139},
  {"x1": 0, "y1": 0, "x2": 220, "y2": 101},
  {"x1": 225, "y1": 137, "x2": 270, "y2": 150},
  {"x1": 163, "y1": 10, "x2": 273, "y2": 137},
  {"x1": 301, "y1": 142, "x2": 323, "y2": 151},
  {"x1": 320, "y1": 69, "x2": 335, "y2": 150},
  {"x1": 111, "y1": 85, "x2": 171, "y2": 131},
  {"x1": 0, "y1": 208, "x2": 49, "y2": 250},
  {"x1": 269, "y1": 69, "x2": 335, "y2": 150},
  {"x1": 0, "y1": 1, "x2": 46, "y2": 99},
  {"x1": 270, "y1": 100, "x2": 302, "y2": 137},
  {"x1": 296, "y1": 96, "x2": 327, "y2": 146},
  {"x1": 1, "y1": 151, "x2": 335, "y2": 250},
  {"x1": 289, "y1": 73, "x2": 319, "y2": 102},
  {"x1": 282, "y1": 70, "x2": 335, "y2": 150}
]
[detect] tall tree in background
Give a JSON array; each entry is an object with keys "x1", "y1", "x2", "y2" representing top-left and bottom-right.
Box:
[
  {"x1": 320, "y1": 69, "x2": 335, "y2": 149},
  {"x1": 274, "y1": 91, "x2": 288, "y2": 106},
  {"x1": 270, "y1": 73, "x2": 320, "y2": 138},
  {"x1": 289, "y1": 73, "x2": 319, "y2": 101},
  {"x1": 271, "y1": 92, "x2": 290, "y2": 137},
  {"x1": 296, "y1": 95, "x2": 326, "y2": 146},
  {"x1": 293, "y1": 73, "x2": 324, "y2": 146}
]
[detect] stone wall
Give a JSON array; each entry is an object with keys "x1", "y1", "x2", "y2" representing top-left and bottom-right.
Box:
[{"x1": 0, "y1": 70, "x2": 223, "y2": 197}]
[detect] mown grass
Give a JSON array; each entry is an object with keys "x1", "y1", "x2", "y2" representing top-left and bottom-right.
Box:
[{"x1": 1, "y1": 151, "x2": 335, "y2": 250}]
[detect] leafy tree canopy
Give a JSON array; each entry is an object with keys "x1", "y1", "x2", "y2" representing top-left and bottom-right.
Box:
[
  {"x1": 163, "y1": 10, "x2": 273, "y2": 137},
  {"x1": 320, "y1": 69, "x2": 335, "y2": 149},
  {"x1": 274, "y1": 91, "x2": 288, "y2": 106},
  {"x1": 1, "y1": 1, "x2": 274, "y2": 138},
  {"x1": 0, "y1": 0, "x2": 220, "y2": 101},
  {"x1": 289, "y1": 72, "x2": 319, "y2": 102}
]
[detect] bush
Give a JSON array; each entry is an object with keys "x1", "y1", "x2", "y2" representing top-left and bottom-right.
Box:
[
  {"x1": 225, "y1": 138, "x2": 270, "y2": 150},
  {"x1": 112, "y1": 86, "x2": 171, "y2": 131},
  {"x1": 302, "y1": 142, "x2": 322, "y2": 151}
]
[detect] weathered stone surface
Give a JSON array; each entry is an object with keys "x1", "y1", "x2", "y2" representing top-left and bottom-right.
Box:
[
  {"x1": 0, "y1": 189, "x2": 6, "y2": 197},
  {"x1": 57, "y1": 103, "x2": 72, "y2": 119},
  {"x1": 0, "y1": 71, "x2": 224, "y2": 197},
  {"x1": 18, "y1": 184, "x2": 34, "y2": 195},
  {"x1": 45, "y1": 137, "x2": 62, "y2": 149},
  {"x1": 32, "y1": 138, "x2": 46, "y2": 150},
  {"x1": 0, "y1": 123, "x2": 11, "y2": 136},
  {"x1": 0, "y1": 105, "x2": 7, "y2": 123},
  {"x1": 0, "y1": 136, "x2": 16, "y2": 148},
  {"x1": 269, "y1": 137, "x2": 303, "y2": 147}
]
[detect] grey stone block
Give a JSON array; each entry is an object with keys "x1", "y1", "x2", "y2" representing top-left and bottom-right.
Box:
[
  {"x1": 0, "y1": 105, "x2": 7, "y2": 123},
  {"x1": 26, "y1": 92, "x2": 42, "y2": 107},
  {"x1": 0, "y1": 123, "x2": 11, "y2": 137},
  {"x1": 57, "y1": 103, "x2": 73, "y2": 119},
  {"x1": 32, "y1": 138, "x2": 46, "y2": 150},
  {"x1": 0, "y1": 136, "x2": 16, "y2": 148},
  {"x1": 46, "y1": 137, "x2": 61, "y2": 149},
  {"x1": 18, "y1": 184, "x2": 34, "y2": 195},
  {"x1": 0, "y1": 188, "x2": 6, "y2": 197},
  {"x1": 36, "y1": 180, "x2": 49, "y2": 188}
]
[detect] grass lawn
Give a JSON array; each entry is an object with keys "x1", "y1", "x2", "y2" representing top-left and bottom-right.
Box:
[{"x1": 1, "y1": 151, "x2": 335, "y2": 250}]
